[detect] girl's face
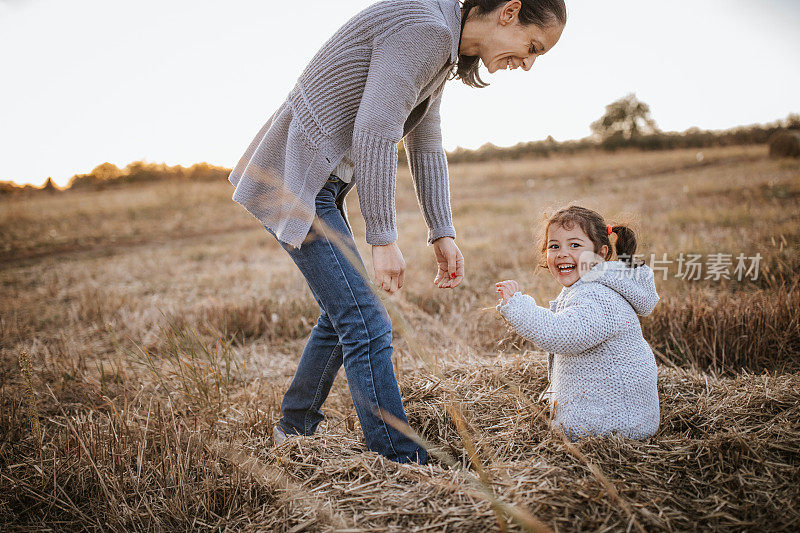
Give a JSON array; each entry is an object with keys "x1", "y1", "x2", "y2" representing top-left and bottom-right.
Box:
[
  {"x1": 472, "y1": 1, "x2": 564, "y2": 74},
  {"x1": 546, "y1": 223, "x2": 608, "y2": 287}
]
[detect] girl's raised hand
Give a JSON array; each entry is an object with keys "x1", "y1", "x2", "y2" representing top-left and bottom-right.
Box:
[{"x1": 495, "y1": 280, "x2": 520, "y2": 304}]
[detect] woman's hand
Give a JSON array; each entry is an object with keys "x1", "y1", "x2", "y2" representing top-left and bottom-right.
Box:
[
  {"x1": 433, "y1": 237, "x2": 464, "y2": 289},
  {"x1": 372, "y1": 242, "x2": 405, "y2": 294},
  {"x1": 495, "y1": 280, "x2": 520, "y2": 304}
]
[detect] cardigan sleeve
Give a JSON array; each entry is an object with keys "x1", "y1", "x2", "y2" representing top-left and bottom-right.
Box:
[
  {"x1": 404, "y1": 92, "x2": 457, "y2": 244},
  {"x1": 352, "y1": 22, "x2": 452, "y2": 245},
  {"x1": 498, "y1": 287, "x2": 626, "y2": 355}
]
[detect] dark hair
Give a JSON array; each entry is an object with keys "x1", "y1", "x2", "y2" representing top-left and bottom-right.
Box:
[
  {"x1": 454, "y1": 0, "x2": 567, "y2": 88},
  {"x1": 538, "y1": 205, "x2": 642, "y2": 268}
]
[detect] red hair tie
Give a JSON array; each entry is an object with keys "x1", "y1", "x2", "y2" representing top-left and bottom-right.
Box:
[{"x1": 607, "y1": 224, "x2": 613, "y2": 235}]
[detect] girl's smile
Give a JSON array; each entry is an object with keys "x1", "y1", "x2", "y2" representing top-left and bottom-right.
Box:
[{"x1": 546, "y1": 224, "x2": 608, "y2": 287}]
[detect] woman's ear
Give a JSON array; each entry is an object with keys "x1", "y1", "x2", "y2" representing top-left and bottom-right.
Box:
[
  {"x1": 599, "y1": 244, "x2": 609, "y2": 259},
  {"x1": 500, "y1": 0, "x2": 522, "y2": 25}
]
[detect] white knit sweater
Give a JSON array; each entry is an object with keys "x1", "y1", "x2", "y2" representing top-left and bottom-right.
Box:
[{"x1": 499, "y1": 261, "x2": 661, "y2": 440}]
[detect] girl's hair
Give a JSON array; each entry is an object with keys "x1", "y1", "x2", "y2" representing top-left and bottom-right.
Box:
[
  {"x1": 454, "y1": 0, "x2": 567, "y2": 88},
  {"x1": 538, "y1": 205, "x2": 642, "y2": 268}
]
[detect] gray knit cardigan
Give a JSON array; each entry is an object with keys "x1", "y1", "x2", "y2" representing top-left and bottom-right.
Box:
[
  {"x1": 228, "y1": 0, "x2": 462, "y2": 248},
  {"x1": 499, "y1": 262, "x2": 661, "y2": 440}
]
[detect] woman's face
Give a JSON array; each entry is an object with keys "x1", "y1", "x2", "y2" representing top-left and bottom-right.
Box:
[{"x1": 472, "y1": 2, "x2": 564, "y2": 74}]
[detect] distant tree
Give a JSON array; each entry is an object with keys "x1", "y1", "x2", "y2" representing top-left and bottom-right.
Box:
[
  {"x1": 91, "y1": 162, "x2": 122, "y2": 181},
  {"x1": 41, "y1": 177, "x2": 59, "y2": 193},
  {"x1": 591, "y1": 93, "x2": 660, "y2": 140},
  {"x1": 123, "y1": 161, "x2": 164, "y2": 183},
  {"x1": 185, "y1": 162, "x2": 228, "y2": 181}
]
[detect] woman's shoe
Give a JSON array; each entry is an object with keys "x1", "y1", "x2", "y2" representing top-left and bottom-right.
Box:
[{"x1": 273, "y1": 424, "x2": 291, "y2": 445}]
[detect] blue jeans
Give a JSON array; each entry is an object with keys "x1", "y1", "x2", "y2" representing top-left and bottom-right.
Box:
[{"x1": 265, "y1": 175, "x2": 426, "y2": 464}]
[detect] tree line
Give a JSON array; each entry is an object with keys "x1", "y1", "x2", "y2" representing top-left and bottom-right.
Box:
[
  {"x1": 437, "y1": 94, "x2": 799, "y2": 164},
  {"x1": 2, "y1": 94, "x2": 798, "y2": 195},
  {"x1": 0, "y1": 161, "x2": 230, "y2": 195}
]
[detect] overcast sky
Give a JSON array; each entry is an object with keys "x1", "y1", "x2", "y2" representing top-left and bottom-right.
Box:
[{"x1": 1, "y1": 0, "x2": 798, "y2": 187}]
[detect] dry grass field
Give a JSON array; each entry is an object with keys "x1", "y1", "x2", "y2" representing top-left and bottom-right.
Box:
[{"x1": 1, "y1": 145, "x2": 799, "y2": 531}]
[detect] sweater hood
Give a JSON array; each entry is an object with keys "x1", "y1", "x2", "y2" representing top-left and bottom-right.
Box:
[{"x1": 573, "y1": 261, "x2": 660, "y2": 316}]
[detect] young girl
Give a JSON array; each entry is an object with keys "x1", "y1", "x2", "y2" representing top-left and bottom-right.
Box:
[{"x1": 496, "y1": 205, "x2": 660, "y2": 440}]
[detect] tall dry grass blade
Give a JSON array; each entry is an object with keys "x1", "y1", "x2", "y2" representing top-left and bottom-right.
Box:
[
  {"x1": 447, "y1": 402, "x2": 508, "y2": 532},
  {"x1": 313, "y1": 205, "x2": 555, "y2": 532},
  {"x1": 18, "y1": 350, "x2": 41, "y2": 444},
  {"x1": 555, "y1": 429, "x2": 646, "y2": 533},
  {"x1": 496, "y1": 375, "x2": 552, "y2": 429},
  {"x1": 308, "y1": 215, "x2": 440, "y2": 370},
  {"x1": 495, "y1": 371, "x2": 648, "y2": 532},
  {"x1": 44, "y1": 384, "x2": 120, "y2": 514},
  {"x1": 207, "y1": 438, "x2": 350, "y2": 530},
  {"x1": 18, "y1": 349, "x2": 44, "y2": 486},
  {"x1": 375, "y1": 407, "x2": 553, "y2": 533}
]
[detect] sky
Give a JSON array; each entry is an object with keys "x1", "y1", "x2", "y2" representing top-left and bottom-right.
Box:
[{"x1": 1, "y1": 0, "x2": 798, "y2": 187}]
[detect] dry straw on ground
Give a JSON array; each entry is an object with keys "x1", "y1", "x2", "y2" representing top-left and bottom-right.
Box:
[
  {"x1": 2, "y1": 356, "x2": 798, "y2": 531},
  {"x1": 2, "y1": 145, "x2": 799, "y2": 531}
]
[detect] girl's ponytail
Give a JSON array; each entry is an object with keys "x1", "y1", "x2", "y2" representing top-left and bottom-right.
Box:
[{"x1": 611, "y1": 225, "x2": 640, "y2": 267}]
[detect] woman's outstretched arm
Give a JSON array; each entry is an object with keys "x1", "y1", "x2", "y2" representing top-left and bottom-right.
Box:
[
  {"x1": 352, "y1": 21, "x2": 453, "y2": 246},
  {"x1": 404, "y1": 93, "x2": 457, "y2": 245}
]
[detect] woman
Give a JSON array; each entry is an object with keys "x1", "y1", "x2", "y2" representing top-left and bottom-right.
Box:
[{"x1": 228, "y1": 0, "x2": 566, "y2": 464}]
